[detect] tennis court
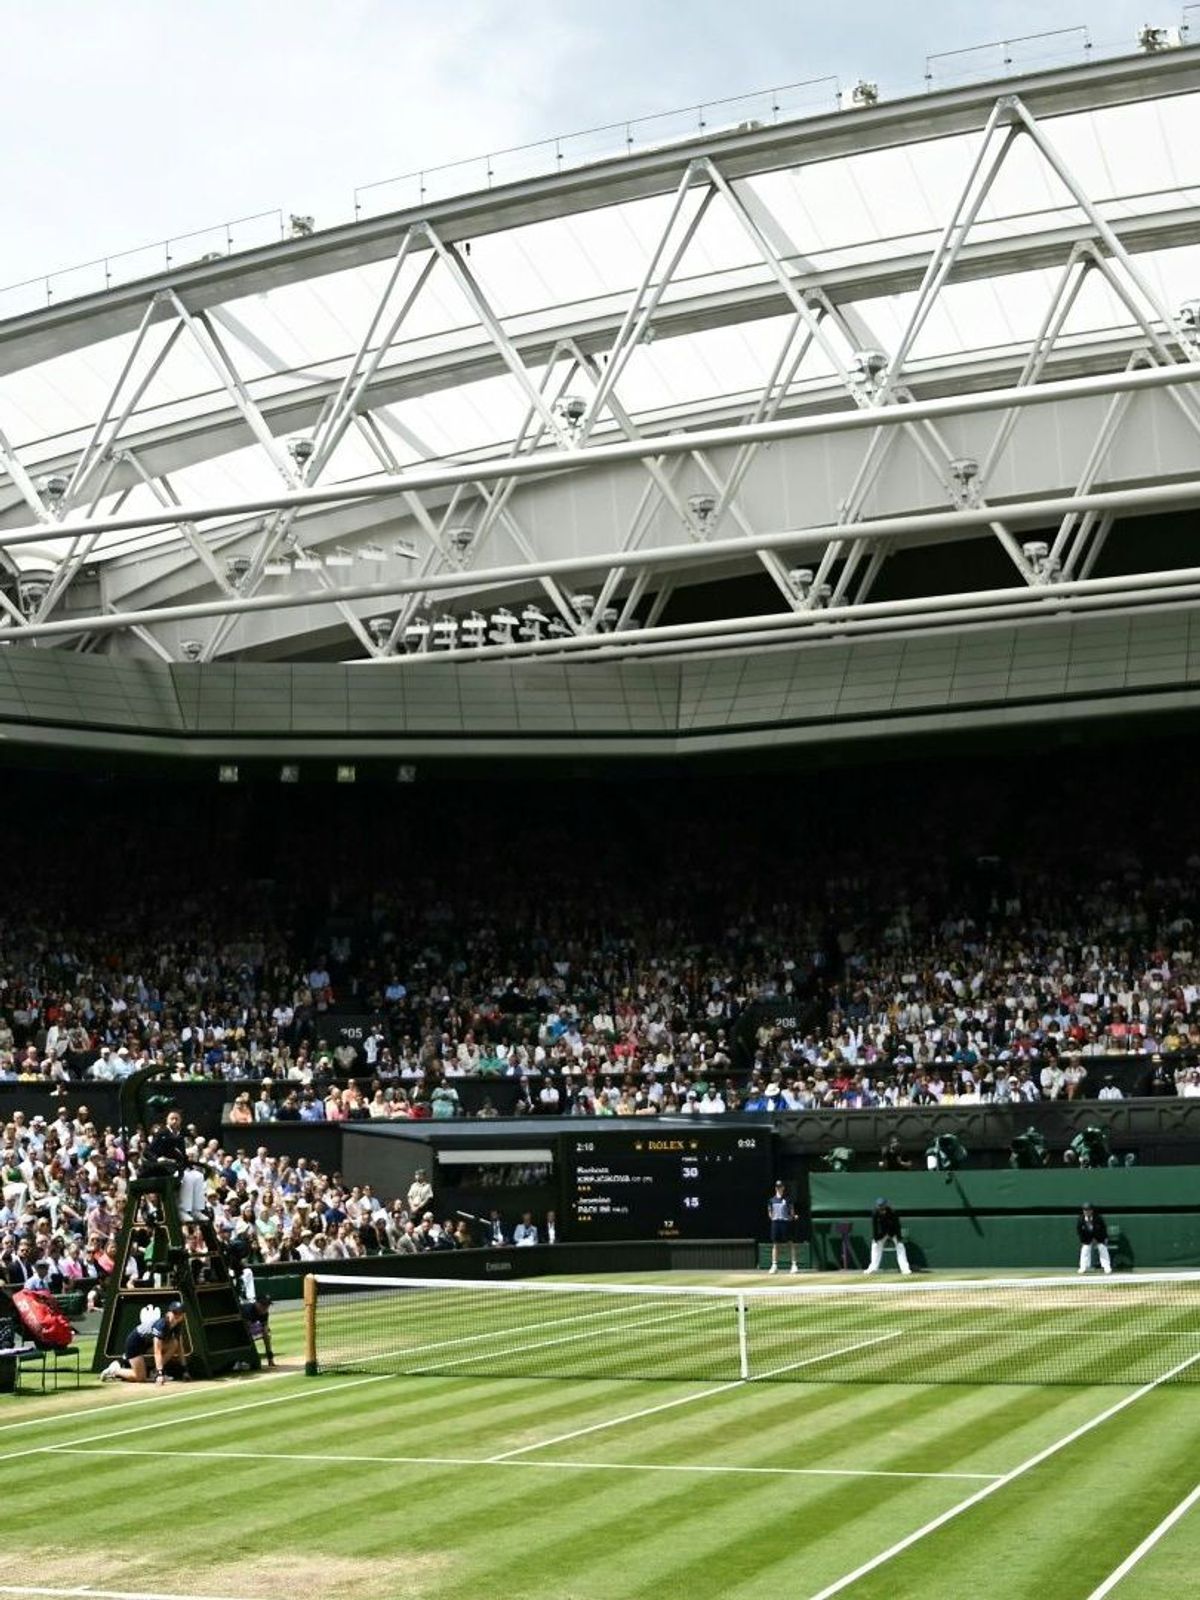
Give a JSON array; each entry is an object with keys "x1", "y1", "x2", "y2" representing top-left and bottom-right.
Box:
[{"x1": 5, "y1": 1270, "x2": 1200, "y2": 1600}]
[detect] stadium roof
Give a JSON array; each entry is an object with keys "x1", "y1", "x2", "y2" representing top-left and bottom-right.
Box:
[{"x1": 3, "y1": 39, "x2": 1200, "y2": 665}]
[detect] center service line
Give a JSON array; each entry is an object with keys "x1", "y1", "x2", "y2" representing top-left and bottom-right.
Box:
[{"x1": 488, "y1": 1333, "x2": 900, "y2": 1461}]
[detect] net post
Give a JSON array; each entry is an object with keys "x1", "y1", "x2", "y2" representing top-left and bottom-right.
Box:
[
  {"x1": 304, "y1": 1273, "x2": 318, "y2": 1376},
  {"x1": 736, "y1": 1292, "x2": 749, "y2": 1380}
]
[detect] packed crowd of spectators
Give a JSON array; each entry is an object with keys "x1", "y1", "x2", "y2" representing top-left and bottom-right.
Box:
[
  {"x1": 1, "y1": 765, "x2": 1199, "y2": 1120},
  {"x1": 0, "y1": 1104, "x2": 496, "y2": 1300}
]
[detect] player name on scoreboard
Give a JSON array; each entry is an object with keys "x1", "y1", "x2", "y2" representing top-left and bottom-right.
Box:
[{"x1": 563, "y1": 1130, "x2": 772, "y2": 1240}]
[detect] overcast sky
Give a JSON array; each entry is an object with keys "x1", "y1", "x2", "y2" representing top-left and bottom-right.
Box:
[{"x1": 0, "y1": 0, "x2": 1180, "y2": 288}]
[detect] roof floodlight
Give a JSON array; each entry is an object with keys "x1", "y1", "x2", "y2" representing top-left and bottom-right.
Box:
[
  {"x1": 546, "y1": 617, "x2": 571, "y2": 639},
  {"x1": 949, "y1": 457, "x2": 979, "y2": 484},
  {"x1": 1022, "y1": 540, "x2": 1050, "y2": 566},
  {"x1": 225, "y1": 555, "x2": 252, "y2": 581},
  {"x1": 571, "y1": 593, "x2": 596, "y2": 617},
  {"x1": 600, "y1": 606, "x2": 619, "y2": 630},
  {"x1": 286, "y1": 435, "x2": 315, "y2": 465},
  {"x1": 366, "y1": 617, "x2": 392, "y2": 645},
  {"x1": 38, "y1": 473, "x2": 69, "y2": 504},
  {"x1": 292, "y1": 550, "x2": 321, "y2": 571},
  {"x1": 559, "y1": 395, "x2": 587, "y2": 424},
  {"x1": 1178, "y1": 301, "x2": 1200, "y2": 330},
  {"x1": 432, "y1": 615, "x2": 458, "y2": 649},
  {"x1": 1138, "y1": 24, "x2": 1180, "y2": 51},
  {"x1": 449, "y1": 527, "x2": 475, "y2": 554},
  {"x1": 688, "y1": 492, "x2": 717, "y2": 524},
  {"x1": 358, "y1": 544, "x2": 386, "y2": 563},
  {"x1": 850, "y1": 349, "x2": 888, "y2": 383},
  {"x1": 391, "y1": 538, "x2": 418, "y2": 560},
  {"x1": 788, "y1": 567, "x2": 814, "y2": 595},
  {"x1": 289, "y1": 214, "x2": 315, "y2": 237},
  {"x1": 180, "y1": 640, "x2": 203, "y2": 661},
  {"x1": 851, "y1": 80, "x2": 879, "y2": 107},
  {"x1": 263, "y1": 555, "x2": 292, "y2": 577},
  {"x1": 324, "y1": 547, "x2": 353, "y2": 568}
]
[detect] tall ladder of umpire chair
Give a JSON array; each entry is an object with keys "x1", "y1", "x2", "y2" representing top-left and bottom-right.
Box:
[
  {"x1": 92, "y1": 1066, "x2": 260, "y2": 1377},
  {"x1": 91, "y1": 1171, "x2": 260, "y2": 1376}
]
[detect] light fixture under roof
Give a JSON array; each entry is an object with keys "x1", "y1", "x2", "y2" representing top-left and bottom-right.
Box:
[
  {"x1": 264, "y1": 555, "x2": 291, "y2": 577},
  {"x1": 489, "y1": 607, "x2": 518, "y2": 644},
  {"x1": 358, "y1": 543, "x2": 386, "y2": 563},
  {"x1": 293, "y1": 550, "x2": 321, "y2": 571},
  {"x1": 460, "y1": 612, "x2": 487, "y2": 648},
  {"x1": 324, "y1": 547, "x2": 353, "y2": 568}
]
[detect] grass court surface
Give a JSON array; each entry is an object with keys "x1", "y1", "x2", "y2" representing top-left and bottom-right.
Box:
[{"x1": 5, "y1": 1269, "x2": 1200, "y2": 1600}]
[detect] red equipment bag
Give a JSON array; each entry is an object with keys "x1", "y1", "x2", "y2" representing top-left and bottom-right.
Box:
[{"x1": 12, "y1": 1289, "x2": 74, "y2": 1349}]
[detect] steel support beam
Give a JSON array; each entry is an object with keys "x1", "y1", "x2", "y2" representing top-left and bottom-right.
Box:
[{"x1": 10, "y1": 474, "x2": 1200, "y2": 644}]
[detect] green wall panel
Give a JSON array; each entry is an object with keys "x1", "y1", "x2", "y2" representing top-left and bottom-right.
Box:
[{"x1": 809, "y1": 1168, "x2": 1200, "y2": 1215}]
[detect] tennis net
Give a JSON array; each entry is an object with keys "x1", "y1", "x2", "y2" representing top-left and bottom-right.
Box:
[{"x1": 305, "y1": 1271, "x2": 1200, "y2": 1386}]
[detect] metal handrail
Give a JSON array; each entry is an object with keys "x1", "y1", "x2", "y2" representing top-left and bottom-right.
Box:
[
  {"x1": 925, "y1": 26, "x2": 1092, "y2": 89},
  {"x1": 350, "y1": 76, "x2": 840, "y2": 220},
  {"x1": 0, "y1": 17, "x2": 1194, "y2": 323},
  {"x1": 0, "y1": 211, "x2": 285, "y2": 321}
]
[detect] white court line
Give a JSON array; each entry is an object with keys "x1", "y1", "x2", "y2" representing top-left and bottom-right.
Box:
[
  {"x1": 1084, "y1": 1478, "x2": 1200, "y2": 1598},
  {"x1": 0, "y1": 1374, "x2": 386, "y2": 1465},
  {"x1": 0, "y1": 1587, "x2": 247, "y2": 1600},
  {"x1": 47, "y1": 1444, "x2": 999, "y2": 1481},
  {"x1": 0, "y1": 1364, "x2": 296, "y2": 1436},
  {"x1": 488, "y1": 1332, "x2": 900, "y2": 1461},
  {"x1": 807, "y1": 1350, "x2": 1200, "y2": 1600}
]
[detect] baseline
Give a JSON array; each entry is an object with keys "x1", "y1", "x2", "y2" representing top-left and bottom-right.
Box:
[
  {"x1": 807, "y1": 1350, "x2": 1200, "y2": 1600},
  {"x1": 0, "y1": 1587, "x2": 249, "y2": 1600}
]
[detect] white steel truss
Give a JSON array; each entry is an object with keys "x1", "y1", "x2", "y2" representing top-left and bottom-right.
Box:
[{"x1": 1, "y1": 58, "x2": 1200, "y2": 663}]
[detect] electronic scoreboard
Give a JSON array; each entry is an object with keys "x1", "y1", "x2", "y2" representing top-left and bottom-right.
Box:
[{"x1": 561, "y1": 1127, "x2": 772, "y2": 1240}]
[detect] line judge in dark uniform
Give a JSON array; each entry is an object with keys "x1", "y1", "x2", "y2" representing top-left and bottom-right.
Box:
[
  {"x1": 865, "y1": 1198, "x2": 912, "y2": 1276},
  {"x1": 1076, "y1": 1203, "x2": 1113, "y2": 1275}
]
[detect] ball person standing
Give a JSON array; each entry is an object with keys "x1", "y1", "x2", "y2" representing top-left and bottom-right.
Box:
[
  {"x1": 1076, "y1": 1202, "x2": 1113, "y2": 1274},
  {"x1": 767, "y1": 1180, "x2": 798, "y2": 1274},
  {"x1": 865, "y1": 1197, "x2": 912, "y2": 1275}
]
